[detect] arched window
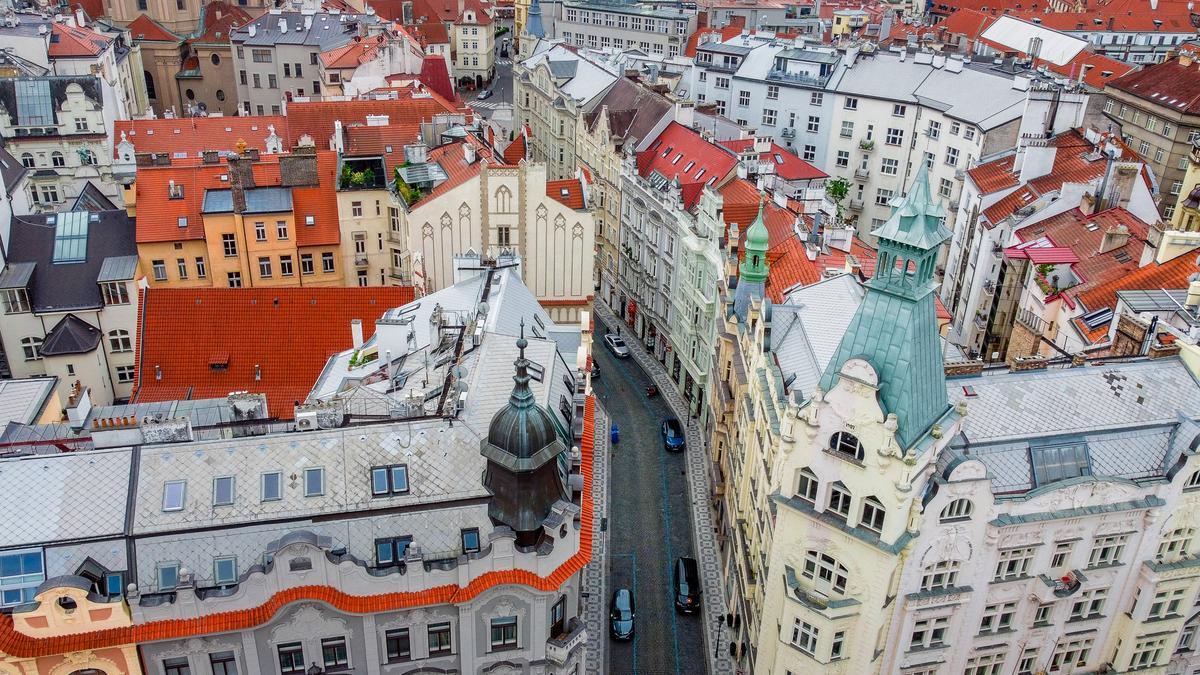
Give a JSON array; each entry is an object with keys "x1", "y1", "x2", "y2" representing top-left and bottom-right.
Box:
[
  {"x1": 860, "y1": 496, "x2": 885, "y2": 534},
  {"x1": 494, "y1": 185, "x2": 512, "y2": 213},
  {"x1": 20, "y1": 153, "x2": 34, "y2": 168},
  {"x1": 795, "y1": 468, "x2": 818, "y2": 504},
  {"x1": 1157, "y1": 527, "x2": 1196, "y2": 563},
  {"x1": 802, "y1": 550, "x2": 848, "y2": 594},
  {"x1": 108, "y1": 329, "x2": 131, "y2": 353},
  {"x1": 939, "y1": 498, "x2": 974, "y2": 522},
  {"x1": 920, "y1": 559, "x2": 960, "y2": 591},
  {"x1": 144, "y1": 70, "x2": 157, "y2": 100},
  {"x1": 829, "y1": 431, "x2": 863, "y2": 461},
  {"x1": 51, "y1": 151, "x2": 64, "y2": 167},
  {"x1": 20, "y1": 336, "x2": 42, "y2": 361},
  {"x1": 210, "y1": 53, "x2": 221, "y2": 66}
]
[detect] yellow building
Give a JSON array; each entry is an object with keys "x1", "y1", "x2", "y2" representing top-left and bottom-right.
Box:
[{"x1": 127, "y1": 148, "x2": 344, "y2": 289}]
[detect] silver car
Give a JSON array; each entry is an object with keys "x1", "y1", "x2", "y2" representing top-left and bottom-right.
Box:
[{"x1": 603, "y1": 334, "x2": 631, "y2": 358}]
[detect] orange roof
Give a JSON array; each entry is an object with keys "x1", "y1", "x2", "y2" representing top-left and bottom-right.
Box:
[
  {"x1": 1076, "y1": 249, "x2": 1199, "y2": 313},
  {"x1": 1108, "y1": 54, "x2": 1200, "y2": 114},
  {"x1": 284, "y1": 91, "x2": 466, "y2": 147},
  {"x1": 420, "y1": 137, "x2": 501, "y2": 202},
  {"x1": 965, "y1": 154, "x2": 1018, "y2": 194},
  {"x1": 547, "y1": 179, "x2": 585, "y2": 209},
  {"x1": 48, "y1": 22, "x2": 111, "y2": 58},
  {"x1": 0, "y1": 396, "x2": 596, "y2": 657},
  {"x1": 343, "y1": 123, "x2": 422, "y2": 173},
  {"x1": 321, "y1": 34, "x2": 388, "y2": 68},
  {"x1": 191, "y1": 2, "x2": 252, "y2": 44},
  {"x1": 133, "y1": 151, "x2": 340, "y2": 246},
  {"x1": 114, "y1": 116, "x2": 287, "y2": 158},
  {"x1": 718, "y1": 138, "x2": 827, "y2": 181},
  {"x1": 404, "y1": 21, "x2": 450, "y2": 45},
  {"x1": 126, "y1": 14, "x2": 180, "y2": 42},
  {"x1": 133, "y1": 286, "x2": 416, "y2": 418},
  {"x1": 503, "y1": 132, "x2": 527, "y2": 165},
  {"x1": 684, "y1": 24, "x2": 744, "y2": 57}
]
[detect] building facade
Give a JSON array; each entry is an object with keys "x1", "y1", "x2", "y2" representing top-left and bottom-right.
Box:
[{"x1": 552, "y1": 0, "x2": 696, "y2": 59}]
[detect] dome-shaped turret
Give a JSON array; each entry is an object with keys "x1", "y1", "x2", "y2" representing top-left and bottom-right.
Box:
[{"x1": 480, "y1": 321, "x2": 570, "y2": 544}]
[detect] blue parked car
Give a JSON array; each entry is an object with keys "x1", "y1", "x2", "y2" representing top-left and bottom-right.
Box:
[
  {"x1": 610, "y1": 588, "x2": 635, "y2": 640},
  {"x1": 661, "y1": 418, "x2": 685, "y2": 452}
]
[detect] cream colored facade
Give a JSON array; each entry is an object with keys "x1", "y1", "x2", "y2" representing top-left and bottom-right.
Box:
[
  {"x1": 454, "y1": 9, "x2": 495, "y2": 88},
  {"x1": 336, "y1": 188, "x2": 411, "y2": 287},
  {"x1": 398, "y1": 150, "x2": 594, "y2": 323},
  {"x1": 575, "y1": 111, "x2": 619, "y2": 301}
]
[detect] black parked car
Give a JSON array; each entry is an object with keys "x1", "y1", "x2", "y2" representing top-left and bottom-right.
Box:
[
  {"x1": 609, "y1": 587, "x2": 635, "y2": 640},
  {"x1": 674, "y1": 557, "x2": 701, "y2": 614}
]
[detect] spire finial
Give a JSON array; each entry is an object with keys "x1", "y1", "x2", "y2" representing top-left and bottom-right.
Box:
[{"x1": 517, "y1": 318, "x2": 527, "y2": 358}]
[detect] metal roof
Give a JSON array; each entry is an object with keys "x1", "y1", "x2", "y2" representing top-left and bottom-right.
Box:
[
  {"x1": 0, "y1": 262, "x2": 35, "y2": 289},
  {"x1": 96, "y1": 255, "x2": 139, "y2": 282}
]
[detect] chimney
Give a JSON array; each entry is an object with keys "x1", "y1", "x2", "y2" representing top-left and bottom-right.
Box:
[
  {"x1": 1182, "y1": 52, "x2": 1195, "y2": 68},
  {"x1": 366, "y1": 114, "x2": 390, "y2": 126},
  {"x1": 74, "y1": 7, "x2": 86, "y2": 26},
  {"x1": 1151, "y1": 0, "x2": 1159, "y2": 9},
  {"x1": 1099, "y1": 223, "x2": 1131, "y2": 254},
  {"x1": 1185, "y1": 276, "x2": 1200, "y2": 312},
  {"x1": 674, "y1": 101, "x2": 695, "y2": 128},
  {"x1": 351, "y1": 319, "x2": 364, "y2": 349},
  {"x1": 227, "y1": 155, "x2": 255, "y2": 213},
  {"x1": 463, "y1": 142, "x2": 476, "y2": 164}
]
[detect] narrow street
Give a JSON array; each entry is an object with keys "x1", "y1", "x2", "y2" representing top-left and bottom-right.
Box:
[{"x1": 591, "y1": 322, "x2": 707, "y2": 675}]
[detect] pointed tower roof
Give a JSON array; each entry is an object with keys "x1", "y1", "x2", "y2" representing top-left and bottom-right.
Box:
[
  {"x1": 739, "y1": 198, "x2": 770, "y2": 284},
  {"x1": 526, "y1": 0, "x2": 546, "y2": 38},
  {"x1": 870, "y1": 161, "x2": 950, "y2": 250},
  {"x1": 485, "y1": 321, "x2": 559, "y2": 458},
  {"x1": 817, "y1": 165, "x2": 952, "y2": 448}
]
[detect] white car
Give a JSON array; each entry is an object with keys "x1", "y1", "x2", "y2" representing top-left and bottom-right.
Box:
[{"x1": 603, "y1": 334, "x2": 631, "y2": 358}]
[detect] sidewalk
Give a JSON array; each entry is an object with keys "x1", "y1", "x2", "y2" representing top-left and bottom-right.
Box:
[
  {"x1": 581, "y1": 401, "x2": 611, "y2": 675},
  {"x1": 593, "y1": 301, "x2": 735, "y2": 675}
]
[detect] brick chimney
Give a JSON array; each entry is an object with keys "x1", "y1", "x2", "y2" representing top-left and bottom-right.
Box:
[
  {"x1": 1098, "y1": 223, "x2": 1130, "y2": 254},
  {"x1": 227, "y1": 155, "x2": 256, "y2": 214}
]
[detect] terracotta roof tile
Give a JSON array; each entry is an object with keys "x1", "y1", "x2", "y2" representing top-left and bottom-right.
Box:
[
  {"x1": 292, "y1": 152, "x2": 342, "y2": 247},
  {"x1": 418, "y1": 54, "x2": 455, "y2": 102},
  {"x1": 966, "y1": 154, "x2": 1018, "y2": 194},
  {"x1": 638, "y1": 122, "x2": 739, "y2": 210},
  {"x1": 284, "y1": 91, "x2": 466, "y2": 148},
  {"x1": 1076, "y1": 249, "x2": 1199, "y2": 313},
  {"x1": 133, "y1": 286, "x2": 415, "y2": 418},
  {"x1": 502, "y1": 132, "x2": 527, "y2": 165},
  {"x1": 114, "y1": 116, "x2": 287, "y2": 158},
  {"x1": 717, "y1": 138, "x2": 828, "y2": 181},
  {"x1": 546, "y1": 179, "x2": 585, "y2": 209},
  {"x1": 48, "y1": 22, "x2": 111, "y2": 58},
  {"x1": 1109, "y1": 54, "x2": 1200, "y2": 115},
  {"x1": 126, "y1": 14, "x2": 180, "y2": 42},
  {"x1": 191, "y1": 2, "x2": 252, "y2": 44}
]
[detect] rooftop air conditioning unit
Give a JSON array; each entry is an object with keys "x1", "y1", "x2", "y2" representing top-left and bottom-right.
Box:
[{"x1": 294, "y1": 409, "x2": 319, "y2": 431}]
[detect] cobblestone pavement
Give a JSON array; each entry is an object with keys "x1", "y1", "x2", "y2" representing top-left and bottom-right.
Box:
[
  {"x1": 590, "y1": 326, "x2": 706, "y2": 674},
  {"x1": 582, "y1": 401, "x2": 611, "y2": 675},
  {"x1": 594, "y1": 301, "x2": 736, "y2": 675}
]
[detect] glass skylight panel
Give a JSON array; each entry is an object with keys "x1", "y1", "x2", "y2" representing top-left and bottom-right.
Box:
[
  {"x1": 391, "y1": 466, "x2": 409, "y2": 492},
  {"x1": 213, "y1": 557, "x2": 237, "y2": 585},
  {"x1": 162, "y1": 480, "x2": 186, "y2": 511},
  {"x1": 304, "y1": 467, "x2": 324, "y2": 496},
  {"x1": 51, "y1": 211, "x2": 89, "y2": 264},
  {"x1": 15, "y1": 80, "x2": 53, "y2": 127},
  {"x1": 1031, "y1": 443, "x2": 1091, "y2": 487},
  {"x1": 261, "y1": 471, "x2": 282, "y2": 501},
  {"x1": 213, "y1": 476, "x2": 234, "y2": 506},
  {"x1": 371, "y1": 467, "x2": 390, "y2": 495}
]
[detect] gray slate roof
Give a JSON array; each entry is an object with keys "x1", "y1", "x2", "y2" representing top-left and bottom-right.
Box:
[
  {"x1": 40, "y1": 314, "x2": 102, "y2": 356},
  {"x1": 2, "y1": 210, "x2": 136, "y2": 312},
  {"x1": 201, "y1": 186, "x2": 293, "y2": 214},
  {"x1": 231, "y1": 11, "x2": 378, "y2": 49},
  {"x1": 96, "y1": 255, "x2": 139, "y2": 283},
  {"x1": 0, "y1": 448, "x2": 131, "y2": 548},
  {"x1": 943, "y1": 358, "x2": 1200, "y2": 495},
  {"x1": 0, "y1": 378, "x2": 57, "y2": 427}
]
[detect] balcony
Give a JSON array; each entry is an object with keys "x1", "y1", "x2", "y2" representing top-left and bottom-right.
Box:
[
  {"x1": 848, "y1": 198, "x2": 864, "y2": 211},
  {"x1": 781, "y1": 127, "x2": 796, "y2": 139},
  {"x1": 858, "y1": 139, "x2": 875, "y2": 152},
  {"x1": 355, "y1": 254, "x2": 369, "y2": 267},
  {"x1": 854, "y1": 167, "x2": 870, "y2": 179},
  {"x1": 546, "y1": 618, "x2": 587, "y2": 665},
  {"x1": 973, "y1": 313, "x2": 988, "y2": 331},
  {"x1": 389, "y1": 268, "x2": 412, "y2": 284},
  {"x1": 982, "y1": 280, "x2": 996, "y2": 296},
  {"x1": 766, "y1": 69, "x2": 828, "y2": 88}
]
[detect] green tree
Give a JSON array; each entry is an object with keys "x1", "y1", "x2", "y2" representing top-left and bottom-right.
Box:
[{"x1": 826, "y1": 177, "x2": 850, "y2": 225}]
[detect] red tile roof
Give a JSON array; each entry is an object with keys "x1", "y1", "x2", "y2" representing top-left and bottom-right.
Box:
[
  {"x1": 637, "y1": 122, "x2": 739, "y2": 210},
  {"x1": 1076, "y1": 249, "x2": 1200, "y2": 313},
  {"x1": 404, "y1": 21, "x2": 451, "y2": 45},
  {"x1": 343, "y1": 124, "x2": 420, "y2": 174},
  {"x1": 420, "y1": 136, "x2": 501, "y2": 202},
  {"x1": 1108, "y1": 54, "x2": 1200, "y2": 115},
  {"x1": 126, "y1": 14, "x2": 180, "y2": 42},
  {"x1": 284, "y1": 91, "x2": 466, "y2": 148},
  {"x1": 966, "y1": 154, "x2": 1019, "y2": 194},
  {"x1": 321, "y1": 34, "x2": 388, "y2": 68},
  {"x1": 418, "y1": 54, "x2": 455, "y2": 102},
  {"x1": 191, "y1": 2, "x2": 252, "y2": 44},
  {"x1": 684, "y1": 23, "x2": 745, "y2": 58},
  {"x1": 502, "y1": 131, "x2": 527, "y2": 165},
  {"x1": 133, "y1": 286, "x2": 416, "y2": 418},
  {"x1": 1014, "y1": 207, "x2": 1151, "y2": 306},
  {"x1": 48, "y1": 22, "x2": 111, "y2": 58},
  {"x1": 133, "y1": 151, "x2": 340, "y2": 245},
  {"x1": 717, "y1": 138, "x2": 828, "y2": 181},
  {"x1": 114, "y1": 116, "x2": 287, "y2": 158},
  {"x1": 547, "y1": 179, "x2": 585, "y2": 209},
  {"x1": 0, "y1": 396, "x2": 596, "y2": 657}
]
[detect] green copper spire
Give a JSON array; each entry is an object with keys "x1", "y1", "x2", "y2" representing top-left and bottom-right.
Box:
[
  {"x1": 817, "y1": 163, "x2": 952, "y2": 449},
  {"x1": 739, "y1": 198, "x2": 770, "y2": 284}
]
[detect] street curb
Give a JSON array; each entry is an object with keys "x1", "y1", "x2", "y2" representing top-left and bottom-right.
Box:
[{"x1": 593, "y1": 301, "x2": 736, "y2": 675}]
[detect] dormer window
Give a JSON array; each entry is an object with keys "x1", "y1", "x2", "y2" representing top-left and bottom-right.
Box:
[
  {"x1": 305, "y1": 215, "x2": 315, "y2": 226},
  {"x1": 828, "y1": 432, "x2": 863, "y2": 462},
  {"x1": 168, "y1": 182, "x2": 184, "y2": 199},
  {"x1": 162, "y1": 480, "x2": 186, "y2": 511},
  {"x1": 2, "y1": 288, "x2": 30, "y2": 314}
]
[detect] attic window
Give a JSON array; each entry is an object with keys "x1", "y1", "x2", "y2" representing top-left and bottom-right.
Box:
[
  {"x1": 662, "y1": 146, "x2": 673, "y2": 158},
  {"x1": 684, "y1": 161, "x2": 695, "y2": 173},
  {"x1": 209, "y1": 352, "x2": 230, "y2": 370},
  {"x1": 695, "y1": 168, "x2": 706, "y2": 180},
  {"x1": 962, "y1": 385, "x2": 977, "y2": 397},
  {"x1": 305, "y1": 215, "x2": 315, "y2": 225},
  {"x1": 560, "y1": 188, "x2": 570, "y2": 197},
  {"x1": 774, "y1": 154, "x2": 784, "y2": 164},
  {"x1": 1030, "y1": 442, "x2": 1091, "y2": 487},
  {"x1": 671, "y1": 153, "x2": 683, "y2": 165},
  {"x1": 527, "y1": 361, "x2": 545, "y2": 382},
  {"x1": 178, "y1": 217, "x2": 188, "y2": 228}
]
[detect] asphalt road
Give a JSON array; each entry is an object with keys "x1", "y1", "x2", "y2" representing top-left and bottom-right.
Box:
[{"x1": 592, "y1": 326, "x2": 706, "y2": 675}]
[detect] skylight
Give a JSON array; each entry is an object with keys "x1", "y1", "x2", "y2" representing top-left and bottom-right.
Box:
[
  {"x1": 52, "y1": 211, "x2": 89, "y2": 264},
  {"x1": 684, "y1": 161, "x2": 695, "y2": 172},
  {"x1": 162, "y1": 480, "x2": 186, "y2": 511},
  {"x1": 1030, "y1": 442, "x2": 1091, "y2": 487}
]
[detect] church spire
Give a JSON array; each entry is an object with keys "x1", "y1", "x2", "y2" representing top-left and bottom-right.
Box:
[
  {"x1": 733, "y1": 197, "x2": 771, "y2": 321},
  {"x1": 817, "y1": 163, "x2": 952, "y2": 449}
]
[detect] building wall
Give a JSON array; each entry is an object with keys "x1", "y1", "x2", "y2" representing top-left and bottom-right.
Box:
[
  {"x1": 139, "y1": 240, "x2": 214, "y2": 288},
  {"x1": 514, "y1": 57, "x2": 581, "y2": 180},
  {"x1": 454, "y1": 17, "x2": 495, "y2": 85},
  {"x1": 1103, "y1": 90, "x2": 1199, "y2": 219},
  {"x1": 553, "y1": 2, "x2": 695, "y2": 58},
  {"x1": 576, "y1": 112, "x2": 623, "y2": 307},
  {"x1": 182, "y1": 43, "x2": 240, "y2": 117},
  {"x1": 141, "y1": 41, "x2": 185, "y2": 118},
  {"x1": 405, "y1": 161, "x2": 594, "y2": 311}
]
